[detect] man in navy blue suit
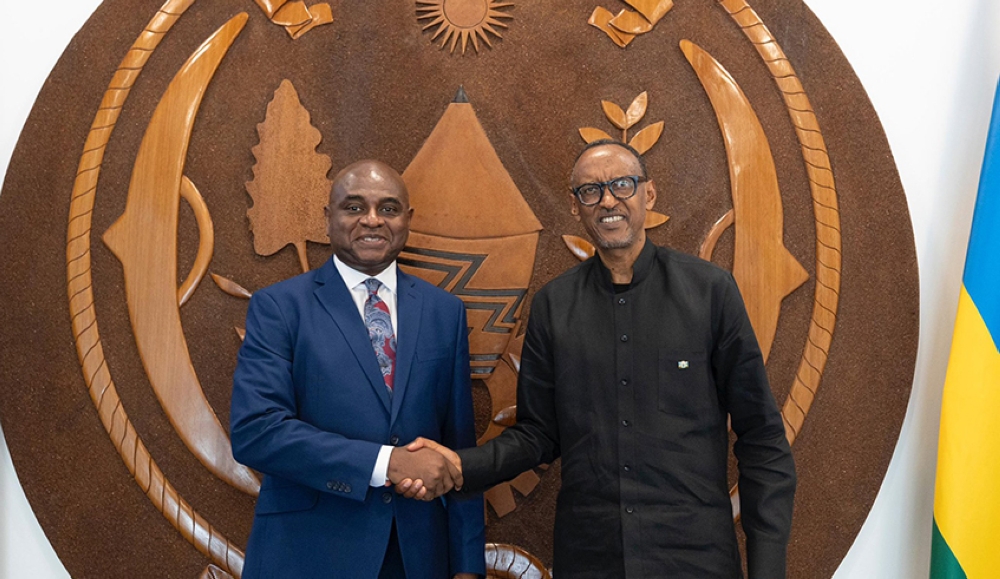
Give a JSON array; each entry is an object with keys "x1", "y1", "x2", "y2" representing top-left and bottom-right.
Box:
[{"x1": 230, "y1": 160, "x2": 485, "y2": 579}]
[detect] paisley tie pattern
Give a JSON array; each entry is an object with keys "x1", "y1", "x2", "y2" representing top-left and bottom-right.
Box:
[{"x1": 363, "y1": 278, "x2": 396, "y2": 392}]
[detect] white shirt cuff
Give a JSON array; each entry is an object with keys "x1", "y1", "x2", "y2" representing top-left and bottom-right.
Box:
[{"x1": 370, "y1": 445, "x2": 393, "y2": 487}]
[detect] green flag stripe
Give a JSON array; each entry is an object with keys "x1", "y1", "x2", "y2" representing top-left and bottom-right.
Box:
[{"x1": 931, "y1": 518, "x2": 968, "y2": 578}]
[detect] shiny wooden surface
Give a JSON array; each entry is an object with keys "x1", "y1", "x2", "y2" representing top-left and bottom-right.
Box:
[{"x1": 246, "y1": 79, "x2": 333, "y2": 273}]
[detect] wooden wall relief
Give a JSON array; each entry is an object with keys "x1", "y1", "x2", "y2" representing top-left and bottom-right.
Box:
[
  {"x1": 253, "y1": 0, "x2": 333, "y2": 39},
  {"x1": 0, "y1": 0, "x2": 903, "y2": 576},
  {"x1": 579, "y1": 92, "x2": 664, "y2": 153},
  {"x1": 589, "y1": 0, "x2": 673, "y2": 48},
  {"x1": 417, "y1": 0, "x2": 514, "y2": 54},
  {"x1": 681, "y1": 40, "x2": 808, "y2": 363},
  {"x1": 66, "y1": 0, "x2": 247, "y2": 575},
  {"x1": 485, "y1": 543, "x2": 552, "y2": 579},
  {"x1": 400, "y1": 88, "x2": 541, "y2": 377},
  {"x1": 199, "y1": 565, "x2": 235, "y2": 579},
  {"x1": 399, "y1": 88, "x2": 544, "y2": 517},
  {"x1": 717, "y1": 0, "x2": 844, "y2": 449},
  {"x1": 102, "y1": 13, "x2": 259, "y2": 498},
  {"x1": 246, "y1": 79, "x2": 332, "y2": 274}
]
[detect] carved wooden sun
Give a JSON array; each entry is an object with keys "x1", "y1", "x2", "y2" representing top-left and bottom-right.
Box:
[{"x1": 417, "y1": 0, "x2": 514, "y2": 55}]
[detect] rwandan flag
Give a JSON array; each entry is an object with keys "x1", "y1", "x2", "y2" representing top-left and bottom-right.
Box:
[{"x1": 930, "y1": 80, "x2": 1000, "y2": 579}]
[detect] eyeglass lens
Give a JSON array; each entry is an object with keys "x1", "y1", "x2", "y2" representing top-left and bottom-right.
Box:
[{"x1": 576, "y1": 177, "x2": 638, "y2": 205}]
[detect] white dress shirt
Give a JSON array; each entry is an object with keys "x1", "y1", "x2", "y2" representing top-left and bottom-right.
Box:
[{"x1": 332, "y1": 256, "x2": 398, "y2": 488}]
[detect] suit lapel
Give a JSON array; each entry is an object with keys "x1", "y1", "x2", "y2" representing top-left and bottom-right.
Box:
[
  {"x1": 313, "y1": 260, "x2": 391, "y2": 414},
  {"x1": 391, "y1": 270, "x2": 422, "y2": 425}
]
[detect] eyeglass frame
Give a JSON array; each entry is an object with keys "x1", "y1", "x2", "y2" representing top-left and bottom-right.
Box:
[{"x1": 570, "y1": 175, "x2": 648, "y2": 207}]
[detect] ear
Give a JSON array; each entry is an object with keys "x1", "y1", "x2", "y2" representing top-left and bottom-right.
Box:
[
  {"x1": 569, "y1": 192, "x2": 581, "y2": 221},
  {"x1": 644, "y1": 179, "x2": 657, "y2": 210}
]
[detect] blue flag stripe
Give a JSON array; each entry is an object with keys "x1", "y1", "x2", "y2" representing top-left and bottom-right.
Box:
[{"x1": 963, "y1": 78, "x2": 1000, "y2": 352}]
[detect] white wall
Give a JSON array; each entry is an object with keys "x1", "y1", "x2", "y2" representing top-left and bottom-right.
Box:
[{"x1": 1, "y1": 1, "x2": 998, "y2": 576}]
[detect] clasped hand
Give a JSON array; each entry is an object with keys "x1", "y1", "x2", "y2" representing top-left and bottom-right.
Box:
[{"x1": 386, "y1": 438, "x2": 462, "y2": 501}]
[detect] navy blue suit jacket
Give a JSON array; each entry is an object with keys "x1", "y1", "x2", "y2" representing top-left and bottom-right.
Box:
[{"x1": 231, "y1": 259, "x2": 485, "y2": 579}]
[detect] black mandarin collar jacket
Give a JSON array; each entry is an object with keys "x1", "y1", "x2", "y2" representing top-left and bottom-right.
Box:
[{"x1": 460, "y1": 240, "x2": 796, "y2": 579}]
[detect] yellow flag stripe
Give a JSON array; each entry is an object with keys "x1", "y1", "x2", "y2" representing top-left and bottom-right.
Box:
[{"x1": 934, "y1": 286, "x2": 1000, "y2": 578}]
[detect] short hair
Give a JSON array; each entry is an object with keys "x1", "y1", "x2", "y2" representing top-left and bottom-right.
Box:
[{"x1": 572, "y1": 139, "x2": 648, "y2": 180}]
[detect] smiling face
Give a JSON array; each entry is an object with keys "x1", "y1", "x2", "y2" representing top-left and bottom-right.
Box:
[
  {"x1": 570, "y1": 143, "x2": 656, "y2": 253},
  {"x1": 325, "y1": 160, "x2": 414, "y2": 276}
]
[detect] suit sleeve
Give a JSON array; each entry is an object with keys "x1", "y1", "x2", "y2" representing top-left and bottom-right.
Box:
[
  {"x1": 712, "y1": 274, "x2": 797, "y2": 579},
  {"x1": 230, "y1": 290, "x2": 381, "y2": 501},
  {"x1": 443, "y1": 304, "x2": 487, "y2": 576},
  {"x1": 459, "y1": 290, "x2": 560, "y2": 492}
]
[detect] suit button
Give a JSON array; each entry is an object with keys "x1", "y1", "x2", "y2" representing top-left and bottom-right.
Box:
[
  {"x1": 623, "y1": 465, "x2": 631, "y2": 472},
  {"x1": 618, "y1": 297, "x2": 626, "y2": 305},
  {"x1": 621, "y1": 420, "x2": 630, "y2": 427},
  {"x1": 620, "y1": 334, "x2": 628, "y2": 342},
  {"x1": 382, "y1": 492, "x2": 393, "y2": 504},
  {"x1": 344, "y1": 484, "x2": 351, "y2": 493},
  {"x1": 326, "y1": 481, "x2": 335, "y2": 490},
  {"x1": 626, "y1": 506, "x2": 634, "y2": 514},
  {"x1": 390, "y1": 435, "x2": 400, "y2": 445}
]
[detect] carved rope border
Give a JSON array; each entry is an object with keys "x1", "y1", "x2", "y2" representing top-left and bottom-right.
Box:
[
  {"x1": 719, "y1": 0, "x2": 843, "y2": 444},
  {"x1": 65, "y1": 0, "x2": 245, "y2": 575}
]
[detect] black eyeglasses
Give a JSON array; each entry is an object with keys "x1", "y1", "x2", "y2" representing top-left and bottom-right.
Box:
[{"x1": 571, "y1": 175, "x2": 646, "y2": 206}]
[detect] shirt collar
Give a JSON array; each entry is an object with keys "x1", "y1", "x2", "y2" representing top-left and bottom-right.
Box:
[
  {"x1": 594, "y1": 238, "x2": 656, "y2": 290},
  {"x1": 332, "y1": 255, "x2": 398, "y2": 295}
]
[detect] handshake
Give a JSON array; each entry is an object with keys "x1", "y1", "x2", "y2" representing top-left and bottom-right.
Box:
[{"x1": 386, "y1": 438, "x2": 462, "y2": 500}]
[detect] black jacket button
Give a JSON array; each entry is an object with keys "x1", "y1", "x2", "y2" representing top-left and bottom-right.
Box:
[
  {"x1": 382, "y1": 492, "x2": 393, "y2": 504},
  {"x1": 390, "y1": 434, "x2": 401, "y2": 445}
]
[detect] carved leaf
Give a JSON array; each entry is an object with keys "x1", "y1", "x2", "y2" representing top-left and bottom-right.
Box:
[
  {"x1": 625, "y1": 92, "x2": 648, "y2": 128},
  {"x1": 644, "y1": 210, "x2": 670, "y2": 229},
  {"x1": 211, "y1": 273, "x2": 252, "y2": 299},
  {"x1": 602, "y1": 100, "x2": 628, "y2": 130},
  {"x1": 562, "y1": 234, "x2": 596, "y2": 261},
  {"x1": 579, "y1": 127, "x2": 614, "y2": 143},
  {"x1": 246, "y1": 79, "x2": 332, "y2": 259},
  {"x1": 629, "y1": 120, "x2": 664, "y2": 154}
]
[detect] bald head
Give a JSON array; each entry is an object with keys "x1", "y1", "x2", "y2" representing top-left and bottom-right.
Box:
[
  {"x1": 331, "y1": 159, "x2": 410, "y2": 204},
  {"x1": 325, "y1": 159, "x2": 413, "y2": 275}
]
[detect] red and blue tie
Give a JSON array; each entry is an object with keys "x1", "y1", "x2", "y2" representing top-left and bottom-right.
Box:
[{"x1": 363, "y1": 278, "x2": 396, "y2": 392}]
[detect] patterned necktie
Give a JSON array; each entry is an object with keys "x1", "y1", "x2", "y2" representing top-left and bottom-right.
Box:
[{"x1": 363, "y1": 278, "x2": 396, "y2": 392}]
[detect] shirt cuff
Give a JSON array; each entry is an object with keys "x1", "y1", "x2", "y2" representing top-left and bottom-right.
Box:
[{"x1": 370, "y1": 445, "x2": 393, "y2": 487}]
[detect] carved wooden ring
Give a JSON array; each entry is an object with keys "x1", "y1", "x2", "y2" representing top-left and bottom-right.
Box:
[
  {"x1": 716, "y1": 0, "x2": 843, "y2": 519},
  {"x1": 66, "y1": 0, "x2": 246, "y2": 575},
  {"x1": 485, "y1": 543, "x2": 552, "y2": 579}
]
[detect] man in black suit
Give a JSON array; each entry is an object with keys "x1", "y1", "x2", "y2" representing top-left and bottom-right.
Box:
[{"x1": 401, "y1": 141, "x2": 795, "y2": 578}]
